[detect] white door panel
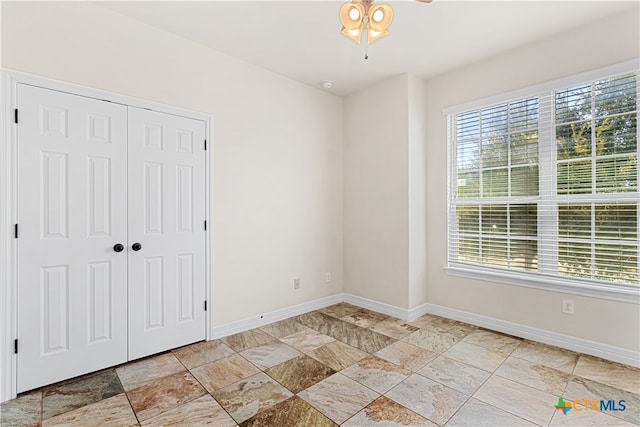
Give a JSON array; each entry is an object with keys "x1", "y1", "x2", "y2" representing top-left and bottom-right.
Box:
[
  {"x1": 127, "y1": 107, "x2": 206, "y2": 360},
  {"x1": 15, "y1": 85, "x2": 207, "y2": 392},
  {"x1": 16, "y1": 85, "x2": 128, "y2": 392}
]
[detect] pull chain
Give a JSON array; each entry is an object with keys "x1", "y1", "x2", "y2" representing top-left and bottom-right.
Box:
[{"x1": 363, "y1": 15, "x2": 369, "y2": 60}]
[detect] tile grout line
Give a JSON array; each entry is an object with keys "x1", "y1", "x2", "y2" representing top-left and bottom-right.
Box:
[{"x1": 461, "y1": 340, "x2": 526, "y2": 426}]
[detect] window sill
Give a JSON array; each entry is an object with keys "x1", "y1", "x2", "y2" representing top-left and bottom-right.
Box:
[{"x1": 445, "y1": 263, "x2": 640, "y2": 304}]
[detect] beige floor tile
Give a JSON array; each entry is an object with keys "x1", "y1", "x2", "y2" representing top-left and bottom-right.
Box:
[
  {"x1": 307, "y1": 341, "x2": 368, "y2": 371},
  {"x1": 126, "y1": 371, "x2": 206, "y2": 421},
  {"x1": 42, "y1": 394, "x2": 136, "y2": 427},
  {"x1": 564, "y1": 375, "x2": 639, "y2": 425},
  {"x1": 369, "y1": 318, "x2": 419, "y2": 340},
  {"x1": 43, "y1": 369, "x2": 124, "y2": 420},
  {"x1": 374, "y1": 340, "x2": 438, "y2": 372},
  {"x1": 298, "y1": 373, "x2": 379, "y2": 424},
  {"x1": 427, "y1": 318, "x2": 477, "y2": 340},
  {"x1": 239, "y1": 341, "x2": 300, "y2": 370},
  {"x1": 212, "y1": 372, "x2": 293, "y2": 424},
  {"x1": 446, "y1": 398, "x2": 537, "y2": 426},
  {"x1": 444, "y1": 341, "x2": 508, "y2": 372},
  {"x1": 172, "y1": 340, "x2": 235, "y2": 370},
  {"x1": 10, "y1": 305, "x2": 639, "y2": 427},
  {"x1": 140, "y1": 394, "x2": 236, "y2": 426},
  {"x1": 279, "y1": 328, "x2": 336, "y2": 353},
  {"x1": 191, "y1": 353, "x2": 260, "y2": 393},
  {"x1": 221, "y1": 329, "x2": 275, "y2": 352},
  {"x1": 408, "y1": 314, "x2": 441, "y2": 328},
  {"x1": 341, "y1": 356, "x2": 412, "y2": 394},
  {"x1": 341, "y1": 324, "x2": 397, "y2": 354},
  {"x1": 116, "y1": 353, "x2": 186, "y2": 392},
  {"x1": 573, "y1": 354, "x2": 640, "y2": 395},
  {"x1": 239, "y1": 396, "x2": 337, "y2": 427},
  {"x1": 318, "y1": 303, "x2": 362, "y2": 319},
  {"x1": 0, "y1": 390, "x2": 42, "y2": 427},
  {"x1": 418, "y1": 355, "x2": 490, "y2": 395},
  {"x1": 511, "y1": 340, "x2": 579, "y2": 373},
  {"x1": 402, "y1": 326, "x2": 459, "y2": 353},
  {"x1": 473, "y1": 375, "x2": 557, "y2": 426},
  {"x1": 495, "y1": 356, "x2": 570, "y2": 395},
  {"x1": 341, "y1": 310, "x2": 389, "y2": 328},
  {"x1": 264, "y1": 355, "x2": 335, "y2": 394},
  {"x1": 259, "y1": 318, "x2": 308, "y2": 339},
  {"x1": 385, "y1": 374, "x2": 468, "y2": 425},
  {"x1": 343, "y1": 396, "x2": 437, "y2": 427},
  {"x1": 462, "y1": 329, "x2": 522, "y2": 354},
  {"x1": 294, "y1": 311, "x2": 347, "y2": 340}
]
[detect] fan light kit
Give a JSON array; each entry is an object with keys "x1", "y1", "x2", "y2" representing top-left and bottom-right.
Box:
[{"x1": 339, "y1": 0, "x2": 432, "y2": 45}]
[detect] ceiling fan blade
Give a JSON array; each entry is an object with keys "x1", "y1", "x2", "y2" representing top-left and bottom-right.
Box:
[{"x1": 415, "y1": 0, "x2": 433, "y2": 3}]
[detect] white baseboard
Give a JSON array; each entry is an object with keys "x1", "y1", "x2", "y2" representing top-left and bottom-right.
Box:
[
  {"x1": 211, "y1": 292, "x2": 639, "y2": 368},
  {"x1": 343, "y1": 293, "x2": 412, "y2": 321},
  {"x1": 418, "y1": 303, "x2": 640, "y2": 368},
  {"x1": 407, "y1": 303, "x2": 431, "y2": 321},
  {"x1": 212, "y1": 293, "x2": 343, "y2": 339}
]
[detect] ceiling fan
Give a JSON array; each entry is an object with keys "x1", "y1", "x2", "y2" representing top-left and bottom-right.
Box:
[{"x1": 340, "y1": 0, "x2": 433, "y2": 45}]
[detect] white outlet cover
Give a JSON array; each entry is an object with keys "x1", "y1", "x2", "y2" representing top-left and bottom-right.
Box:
[{"x1": 562, "y1": 299, "x2": 575, "y2": 314}]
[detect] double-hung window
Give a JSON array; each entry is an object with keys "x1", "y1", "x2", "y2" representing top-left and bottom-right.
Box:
[{"x1": 447, "y1": 63, "x2": 639, "y2": 298}]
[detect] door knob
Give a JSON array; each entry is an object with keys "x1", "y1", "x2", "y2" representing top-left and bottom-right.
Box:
[
  {"x1": 132, "y1": 242, "x2": 142, "y2": 251},
  {"x1": 113, "y1": 243, "x2": 124, "y2": 253}
]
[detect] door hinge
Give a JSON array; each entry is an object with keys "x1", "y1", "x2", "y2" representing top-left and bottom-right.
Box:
[
  {"x1": 204, "y1": 139, "x2": 207, "y2": 150},
  {"x1": 204, "y1": 301, "x2": 207, "y2": 311},
  {"x1": 14, "y1": 109, "x2": 18, "y2": 124},
  {"x1": 14, "y1": 339, "x2": 18, "y2": 354},
  {"x1": 14, "y1": 224, "x2": 18, "y2": 239},
  {"x1": 204, "y1": 220, "x2": 207, "y2": 231}
]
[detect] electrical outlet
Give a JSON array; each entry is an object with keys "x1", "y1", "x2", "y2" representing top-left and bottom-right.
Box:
[
  {"x1": 325, "y1": 272, "x2": 332, "y2": 284},
  {"x1": 293, "y1": 278, "x2": 300, "y2": 290},
  {"x1": 562, "y1": 299, "x2": 575, "y2": 315}
]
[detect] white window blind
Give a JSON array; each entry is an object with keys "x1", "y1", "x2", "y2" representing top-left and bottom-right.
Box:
[{"x1": 448, "y1": 67, "x2": 639, "y2": 294}]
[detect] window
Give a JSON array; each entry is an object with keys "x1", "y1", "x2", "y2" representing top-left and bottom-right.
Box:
[{"x1": 448, "y1": 65, "x2": 639, "y2": 296}]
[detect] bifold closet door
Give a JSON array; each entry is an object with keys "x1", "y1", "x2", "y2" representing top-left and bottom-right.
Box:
[
  {"x1": 127, "y1": 107, "x2": 206, "y2": 360},
  {"x1": 16, "y1": 84, "x2": 128, "y2": 392}
]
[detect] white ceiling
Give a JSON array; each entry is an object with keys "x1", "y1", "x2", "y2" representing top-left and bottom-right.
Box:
[{"x1": 98, "y1": 1, "x2": 638, "y2": 96}]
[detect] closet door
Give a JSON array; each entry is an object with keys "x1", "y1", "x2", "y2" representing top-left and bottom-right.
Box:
[
  {"x1": 127, "y1": 107, "x2": 206, "y2": 360},
  {"x1": 16, "y1": 85, "x2": 128, "y2": 392}
]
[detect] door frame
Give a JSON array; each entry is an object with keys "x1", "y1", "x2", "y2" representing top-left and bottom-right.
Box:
[{"x1": 0, "y1": 69, "x2": 213, "y2": 403}]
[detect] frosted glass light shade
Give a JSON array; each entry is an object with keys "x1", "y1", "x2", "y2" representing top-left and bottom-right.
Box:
[
  {"x1": 340, "y1": 3, "x2": 365, "y2": 44},
  {"x1": 367, "y1": 4, "x2": 393, "y2": 43}
]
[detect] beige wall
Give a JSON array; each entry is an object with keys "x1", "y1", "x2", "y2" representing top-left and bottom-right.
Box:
[
  {"x1": 408, "y1": 75, "x2": 429, "y2": 309},
  {"x1": 1, "y1": 1, "x2": 344, "y2": 326},
  {"x1": 343, "y1": 73, "x2": 429, "y2": 311},
  {"x1": 425, "y1": 9, "x2": 640, "y2": 351},
  {"x1": 343, "y1": 74, "x2": 410, "y2": 308}
]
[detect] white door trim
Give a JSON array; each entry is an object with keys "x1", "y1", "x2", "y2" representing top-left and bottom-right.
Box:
[{"x1": 0, "y1": 69, "x2": 213, "y2": 403}]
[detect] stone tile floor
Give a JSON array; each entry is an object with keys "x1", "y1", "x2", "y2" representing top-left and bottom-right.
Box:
[{"x1": 1, "y1": 303, "x2": 639, "y2": 426}]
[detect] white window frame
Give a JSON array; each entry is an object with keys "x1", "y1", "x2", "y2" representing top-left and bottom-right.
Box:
[{"x1": 445, "y1": 60, "x2": 640, "y2": 303}]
